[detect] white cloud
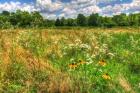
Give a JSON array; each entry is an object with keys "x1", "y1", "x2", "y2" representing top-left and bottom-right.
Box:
[
  {"x1": 42, "y1": 13, "x2": 57, "y2": 19},
  {"x1": 36, "y1": 0, "x2": 100, "y2": 18},
  {"x1": 101, "y1": 0, "x2": 140, "y2": 16},
  {"x1": 0, "y1": 1, "x2": 39, "y2": 12},
  {"x1": 0, "y1": 0, "x2": 140, "y2": 19},
  {"x1": 37, "y1": 0, "x2": 63, "y2": 12},
  {"x1": 81, "y1": 5, "x2": 101, "y2": 14}
]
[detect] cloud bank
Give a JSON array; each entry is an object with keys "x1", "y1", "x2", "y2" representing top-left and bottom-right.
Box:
[{"x1": 0, "y1": 0, "x2": 140, "y2": 19}]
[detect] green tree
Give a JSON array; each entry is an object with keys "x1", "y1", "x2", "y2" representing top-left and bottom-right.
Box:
[
  {"x1": 138, "y1": 13, "x2": 140, "y2": 26},
  {"x1": 9, "y1": 10, "x2": 22, "y2": 26},
  {"x1": 19, "y1": 11, "x2": 32, "y2": 27},
  {"x1": 128, "y1": 14, "x2": 139, "y2": 26},
  {"x1": 31, "y1": 11, "x2": 44, "y2": 27},
  {"x1": 0, "y1": 11, "x2": 11, "y2": 28},
  {"x1": 66, "y1": 18, "x2": 77, "y2": 26},
  {"x1": 60, "y1": 17, "x2": 66, "y2": 26},
  {"x1": 2, "y1": 11, "x2": 10, "y2": 16},
  {"x1": 55, "y1": 18, "x2": 61, "y2": 26},
  {"x1": 112, "y1": 13, "x2": 128, "y2": 26},
  {"x1": 1, "y1": 10, "x2": 140, "y2": 28},
  {"x1": 102, "y1": 17, "x2": 116, "y2": 28},
  {"x1": 88, "y1": 13, "x2": 100, "y2": 26},
  {"x1": 43, "y1": 19, "x2": 55, "y2": 27},
  {"x1": 77, "y1": 14, "x2": 87, "y2": 26}
]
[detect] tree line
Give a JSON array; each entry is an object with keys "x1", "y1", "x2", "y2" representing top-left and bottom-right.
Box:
[
  {"x1": 0, "y1": 10, "x2": 140, "y2": 28},
  {"x1": 56, "y1": 13, "x2": 140, "y2": 28}
]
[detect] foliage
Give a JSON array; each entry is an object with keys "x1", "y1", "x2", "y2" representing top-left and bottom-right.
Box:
[
  {"x1": 55, "y1": 18, "x2": 61, "y2": 26},
  {"x1": 77, "y1": 14, "x2": 87, "y2": 26},
  {"x1": 0, "y1": 28, "x2": 140, "y2": 93},
  {"x1": 0, "y1": 10, "x2": 140, "y2": 28},
  {"x1": 88, "y1": 13, "x2": 100, "y2": 26}
]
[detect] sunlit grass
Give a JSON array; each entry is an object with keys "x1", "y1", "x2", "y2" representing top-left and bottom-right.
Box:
[{"x1": 0, "y1": 27, "x2": 140, "y2": 93}]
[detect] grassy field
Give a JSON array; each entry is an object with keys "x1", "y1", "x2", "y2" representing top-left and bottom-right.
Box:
[{"x1": 0, "y1": 28, "x2": 140, "y2": 93}]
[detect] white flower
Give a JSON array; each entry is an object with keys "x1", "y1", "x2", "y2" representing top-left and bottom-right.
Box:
[
  {"x1": 138, "y1": 83, "x2": 140, "y2": 88},
  {"x1": 99, "y1": 69, "x2": 103, "y2": 72},
  {"x1": 86, "y1": 61, "x2": 93, "y2": 65},
  {"x1": 91, "y1": 54, "x2": 96, "y2": 58},
  {"x1": 63, "y1": 52, "x2": 67, "y2": 55},
  {"x1": 80, "y1": 44, "x2": 91, "y2": 50},
  {"x1": 75, "y1": 39, "x2": 82, "y2": 44},
  {"x1": 108, "y1": 52, "x2": 115, "y2": 57},
  {"x1": 95, "y1": 46, "x2": 99, "y2": 49},
  {"x1": 70, "y1": 58, "x2": 74, "y2": 62}
]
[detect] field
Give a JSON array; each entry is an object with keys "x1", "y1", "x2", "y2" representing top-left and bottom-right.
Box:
[{"x1": 0, "y1": 28, "x2": 140, "y2": 93}]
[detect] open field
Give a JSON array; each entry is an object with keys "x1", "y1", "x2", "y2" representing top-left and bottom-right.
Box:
[{"x1": 0, "y1": 28, "x2": 140, "y2": 93}]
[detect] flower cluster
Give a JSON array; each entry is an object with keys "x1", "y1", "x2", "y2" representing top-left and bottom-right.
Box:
[
  {"x1": 99, "y1": 60, "x2": 111, "y2": 80},
  {"x1": 68, "y1": 63, "x2": 78, "y2": 69},
  {"x1": 98, "y1": 60, "x2": 107, "y2": 67},
  {"x1": 68, "y1": 59, "x2": 87, "y2": 69},
  {"x1": 63, "y1": 39, "x2": 91, "y2": 53},
  {"x1": 102, "y1": 73, "x2": 111, "y2": 80}
]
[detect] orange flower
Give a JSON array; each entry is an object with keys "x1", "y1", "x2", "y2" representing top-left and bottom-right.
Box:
[
  {"x1": 69, "y1": 63, "x2": 77, "y2": 69},
  {"x1": 102, "y1": 73, "x2": 111, "y2": 80},
  {"x1": 98, "y1": 60, "x2": 107, "y2": 66},
  {"x1": 77, "y1": 60, "x2": 86, "y2": 65}
]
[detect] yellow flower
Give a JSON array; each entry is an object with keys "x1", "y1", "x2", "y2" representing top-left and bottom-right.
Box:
[
  {"x1": 98, "y1": 60, "x2": 107, "y2": 66},
  {"x1": 69, "y1": 63, "x2": 77, "y2": 69},
  {"x1": 102, "y1": 73, "x2": 111, "y2": 80},
  {"x1": 77, "y1": 59, "x2": 86, "y2": 65}
]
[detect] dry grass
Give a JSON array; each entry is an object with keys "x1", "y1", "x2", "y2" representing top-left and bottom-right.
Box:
[
  {"x1": 0, "y1": 28, "x2": 140, "y2": 93},
  {"x1": 118, "y1": 75, "x2": 135, "y2": 93}
]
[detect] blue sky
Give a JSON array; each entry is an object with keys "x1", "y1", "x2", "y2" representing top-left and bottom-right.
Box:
[
  {"x1": 0, "y1": 0, "x2": 139, "y2": 19},
  {"x1": 0, "y1": 0, "x2": 35, "y2": 3},
  {"x1": 98, "y1": 0, "x2": 132, "y2": 7}
]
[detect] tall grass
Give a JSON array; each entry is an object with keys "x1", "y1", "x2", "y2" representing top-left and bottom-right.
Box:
[{"x1": 0, "y1": 28, "x2": 140, "y2": 93}]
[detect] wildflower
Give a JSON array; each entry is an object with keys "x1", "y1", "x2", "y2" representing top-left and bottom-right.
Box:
[
  {"x1": 99, "y1": 69, "x2": 103, "y2": 72},
  {"x1": 94, "y1": 46, "x2": 99, "y2": 49},
  {"x1": 98, "y1": 60, "x2": 107, "y2": 66},
  {"x1": 86, "y1": 62, "x2": 93, "y2": 65},
  {"x1": 80, "y1": 44, "x2": 91, "y2": 50},
  {"x1": 138, "y1": 83, "x2": 140, "y2": 88},
  {"x1": 86, "y1": 58, "x2": 93, "y2": 64},
  {"x1": 75, "y1": 39, "x2": 82, "y2": 44},
  {"x1": 102, "y1": 73, "x2": 111, "y2": 80},
  {"x1": 108, "y1": 52, "x2": 115, "y2": 57},
  {"x1": 70, "y1": 58, "x2": 74, "y2": 62},
  {"x1": 69, "y1": 63, "x2": 77, "y2": 69},
  {"x1": 77, "y1": 59, "x2": 86, "y2": 65}
]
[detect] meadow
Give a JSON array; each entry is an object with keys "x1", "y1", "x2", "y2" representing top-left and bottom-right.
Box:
[{"x1": 0, "y1": 27, "x2": 140, "y2": 93}]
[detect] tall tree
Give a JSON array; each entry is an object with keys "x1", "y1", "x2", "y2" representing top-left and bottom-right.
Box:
[
  {"x1": 138, "y1": 13, "x2": 140, "y2": 26},
  {"x1": 0, "y1": 10, "x2": 140, "y2": 28},
  {"x1": 88, "y1": 13, "x2": 100, "y2": 26},
  {"x1": 19, "y1": 11, "x2": 32, "y2": 27},
  {"x1": 43, "y1": 19, "x2": 55, "y2": 27},
  {"x1": 2, "y1": 11, "x2": 10, "y2": 16},
  {"x1": 60, "y1": 17, "x2": 66, "y2": 26},
  {"x1": 102, "y1": 17, "x2": 116, "y2": 28},
  {"x1": 66, "y1": 18, "x2": 77, "y2": 26},
  {"x1": 128, "y1": 14, "x2": 139, "y2": 26},
  {"x1": 112, "y1": 13, "x2": 128, "y2": 26},
  {"x1": 55, "y1": 18, "x2": 61, "y2": 26},
  {"x1": 77, "y1": 14, "x2": 87, "y2": 26},
  {"x1": 9, "y1": 10, "x2": 22, "y2": 26},
  {"x1": 31, "y1": 11, "x2": 44, "y2": 27}
]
